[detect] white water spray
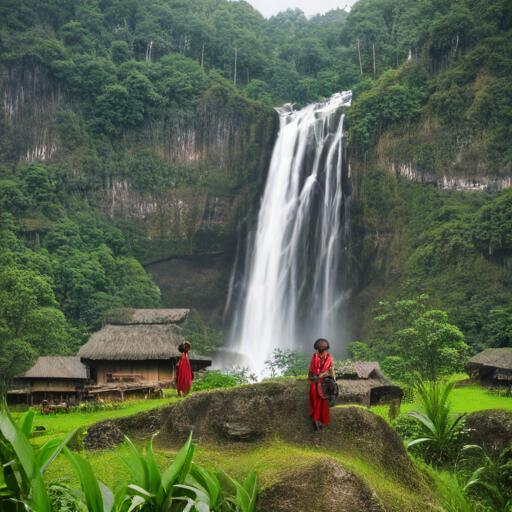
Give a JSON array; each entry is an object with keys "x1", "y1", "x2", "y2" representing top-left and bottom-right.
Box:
[{"x1": 227, "y1": 92, "x2": 352, "y2": 375}]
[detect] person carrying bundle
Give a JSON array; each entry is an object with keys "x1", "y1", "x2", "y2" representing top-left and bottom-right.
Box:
[{"x1": 308, "y1": 338, "x2": 335, "y2": 429}]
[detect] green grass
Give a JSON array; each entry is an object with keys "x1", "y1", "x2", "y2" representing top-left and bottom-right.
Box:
[
  {"x1": 10, "y1": 394, "x2": 180, "y2": 446},
  {"x1": 45, "y1": 439, "x2": 440, "y2": 511},
  {"x1": 371, "y1": 385, "x2": 512, "y2": 422}
]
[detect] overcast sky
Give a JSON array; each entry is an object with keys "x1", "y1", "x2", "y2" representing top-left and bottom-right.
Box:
[{"x1": 245, "y1": 0, "x2": 359, "y2": 18}]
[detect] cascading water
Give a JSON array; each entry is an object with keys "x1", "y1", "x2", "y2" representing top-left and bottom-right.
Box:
[{"x1": 226, "y1": 91, "x2": 352, "y2": 376}]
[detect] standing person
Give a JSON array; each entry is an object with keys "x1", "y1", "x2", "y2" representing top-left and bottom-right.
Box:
[
  {"x1": 176, "y1": 341, "x2": 193, "y2": 397},
  {"x1": 308, "y1": 338, "x2": 334, "y2": 429}
]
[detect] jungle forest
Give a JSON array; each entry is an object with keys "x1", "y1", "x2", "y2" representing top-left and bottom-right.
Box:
[{"x1": 1, "y1": 0, "x2": 512, "y2": 510}]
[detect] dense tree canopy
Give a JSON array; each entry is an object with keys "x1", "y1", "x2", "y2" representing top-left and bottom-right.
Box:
[{"x1": 0, "y1": 0, "x2": 511, "y2": 380}]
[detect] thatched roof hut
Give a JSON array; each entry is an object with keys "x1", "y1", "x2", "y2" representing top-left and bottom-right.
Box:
[
  {"x1": 78, "y1": 324, "x2": 184, "y2": 361},
  {"x1": 78, "y1": 309, "x2": 189, "y2": 361},
  {"x1": 335, "y1": 361, "x2": 403, "y2": 407},
  {"x1": 465, "y1": 348, "x2": 512, "y2": 385},
  {"x1": 14, "y1": 357, "x2": 89, "y2": 379},
  {"x1": 8, "y1": 357, "x2": 89, "y2": 406},
  {"x1": 78, "y1": 308, "x2": 211, "y2": 386},
  {"x1": 336, "y1": 361, "x2": 387, "y2": 380}
]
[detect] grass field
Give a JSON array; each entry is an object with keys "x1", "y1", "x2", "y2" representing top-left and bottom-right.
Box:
[
  {"x1": 10, "y1": 393, "x2": 181, "y2": 446},
  {"x1": 371, "y1": 385, "x2": 512, "y2": 422},
  {"x1": 9, "y1": 383, "x2": 510, "y2": 511}
]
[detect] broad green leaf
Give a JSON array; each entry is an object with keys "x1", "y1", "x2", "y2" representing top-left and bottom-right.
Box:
[
  {"x1": 117, "y1": 437, "x2": 147, "y2": 487},
  {"x1": 128, "y1": 495, "x2": 145, "y2": 512},
  {"x1": 161, "y1": 432, "x2": 193, "y2": 492},
  {"x1": 17, "y1": 410, "x2": 35, "y2": 441},
  {"x1": 99, "y1": 480, "x2": 115, "y2": 512},
  {"x1": 39, "y1": 427, "x2": 79, "y2": 473},
  {"x1": 406, "y1": 437, "x2": 434, "y2": 448},
  {"x1": 64, "y1": 447, "x2": 104, "y2": 512},
  {"x1": 0, "y1": 401, "x2": 36, "y2": 481}
]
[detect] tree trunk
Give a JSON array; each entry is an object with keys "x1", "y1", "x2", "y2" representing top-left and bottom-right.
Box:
[
  {"x1": 372, "y1": 41, "x2": 376, "y2": 74},
  {"x1": 357, "y1": 39, "x2": 363, "y2": 75},
  {"x1": 234, "y1": 48, "x2": 237, "y2": 85}
]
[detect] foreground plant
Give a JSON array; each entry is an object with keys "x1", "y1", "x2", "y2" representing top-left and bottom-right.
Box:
[
  {"x1": 462, "y1": 445, "x2": 512, "y2": 512},
  {"x1": 0, "y1": 399, "x2": 258, "y2": 511},
  {"x1": 0, "y1": 402, "x2": 78, "y2": 512},
  {"x1": 405, "y1": 379, "x2": 466, "y2": 465}
]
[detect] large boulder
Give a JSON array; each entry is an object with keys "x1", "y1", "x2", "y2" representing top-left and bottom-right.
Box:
[
  {"x1": 256, "y1": 458, "x2": 383, "y2": 512},
  {"x1": 466, "y1": 409, "x2": 512, "y2": 448},
  {"x1": 157, "y1": 380, "x2": 419, "y2": 489},
  {"x1": 84, "y1": 421, "x2": 125, "y2": 451}
]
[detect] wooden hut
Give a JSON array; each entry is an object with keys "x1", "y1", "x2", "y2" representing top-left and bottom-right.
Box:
[
  {"x1": 77, "y1": 308, "x2": 211, "y2": 398},
  {"x1": 335, "y1": 361, "x2": 403, "y2": 407},
  {"x1": 8, "y1": 357, "x2": 89, "y2": 406},
  {"x1": 465, "y1": 348, "x2": 512, "y2": 386}
]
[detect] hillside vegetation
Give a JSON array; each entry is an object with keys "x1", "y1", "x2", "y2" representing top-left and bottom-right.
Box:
[{"x1": 0, "y1": 0, "x2": 512, "y2": 381}]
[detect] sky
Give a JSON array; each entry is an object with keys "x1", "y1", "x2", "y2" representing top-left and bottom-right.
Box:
[{"x1": 245, "y1": 0, "x2": 359, "y2": 18}]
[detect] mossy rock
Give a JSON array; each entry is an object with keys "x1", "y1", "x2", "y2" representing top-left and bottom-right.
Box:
[
  {"x1": 156, "y1": 380, "x2": 421, "y2": 490},
  {"x1": 84, "y1": 421, "x2": 125, "y2": 451},
  {"x1": 466, "y1": 409, "x2": 512, "y2": 448},
  {"x1": 256, "y1": 457, "x2": 383, "y2": 512}
]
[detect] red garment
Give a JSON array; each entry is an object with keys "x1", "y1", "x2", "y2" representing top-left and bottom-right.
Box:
[
  {"x1": 308, "y1": 353, "x2": 333, "y2": 424},
  {"x1": 177, "y1": 353, "x2": 193, "y2": 396}
]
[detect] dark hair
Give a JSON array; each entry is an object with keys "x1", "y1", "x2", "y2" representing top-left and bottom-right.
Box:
[
  {"x1": 314, "y1": 338, "x2": 330, "y2": 352},
  {"x1": 178, "y1": 341, "x2": 191, "y2": 354}
]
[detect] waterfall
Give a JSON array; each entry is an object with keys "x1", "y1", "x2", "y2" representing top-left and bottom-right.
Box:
[{"x1": 226, "y1": 92, "x2": 352, "y2": 376}]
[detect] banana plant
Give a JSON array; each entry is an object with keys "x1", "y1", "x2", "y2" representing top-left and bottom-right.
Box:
[
  {"x1": 116, "y1": 432, "x2": 207, "y2": 511},
  {"x1": 0, "y1": 401, "x2": 78, "y2": 512},
  {"x1": 186, "y1": 464, "x2": 257, "y2": 512},
  {"x1": 216, "y1": 469, "x2": 257, "y2": 512}
]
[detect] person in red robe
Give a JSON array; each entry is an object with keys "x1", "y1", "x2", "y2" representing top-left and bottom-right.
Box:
[
  {"x1": 308, "y1": 338, "x2": 334, "y2": 429},
  {"x1": 176, "y1": 341, "x2": 193, "y2": 397}
]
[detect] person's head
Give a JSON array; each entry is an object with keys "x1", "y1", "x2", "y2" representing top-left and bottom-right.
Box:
[
  {"x1": 178, "y1": 341, "x2": 191, "y2": 354},
  {"x1": 314, "y1": 338, "x2": 330, "y2": 354}
]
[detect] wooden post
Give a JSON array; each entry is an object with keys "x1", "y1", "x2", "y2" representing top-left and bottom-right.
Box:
[
  {"x1": 234, "y1": 47, "x2": 237, "y2": 85},
  {"x1": 357, "y1": 39, "x2": 363, "y2": 75}
]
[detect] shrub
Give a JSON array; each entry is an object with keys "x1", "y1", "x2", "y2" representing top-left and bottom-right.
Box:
[
  {"x1": 192, "y1": 370, "x2": 237, "y2": 392},
  {"x1": 405, "y1": 380, "x2": 469, "y2": 466}
]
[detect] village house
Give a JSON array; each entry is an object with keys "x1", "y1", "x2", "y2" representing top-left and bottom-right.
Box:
[
  {"x1": 7, "y1": 357, "x2": 89, "y2": 406},
  {"x1": 465, "y1": 348, "x2": 512, "y2": 386},
  {"x1": 8, "y1": 308, "x2": 212, "y2": 405},
  {"x1": 335, "y1": 361, "x2": 403, "y2": 407},
  {"x1": 77, "y1": 308, "x2": 211, "y2": 400}
]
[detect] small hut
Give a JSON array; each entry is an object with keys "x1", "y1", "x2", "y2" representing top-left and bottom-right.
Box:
[
  {"x1": 8, "y1": 357, "x2": 89, "y2": 406},
  {"x1": 335, "y1": 361, "x2": 403, "y2": 407},
  {"x1": 77, "y1": 308, "x2": 211, "y2": 399},
  {"x1": 465, "y1": 348, "x2": 512, "y2": 386}
]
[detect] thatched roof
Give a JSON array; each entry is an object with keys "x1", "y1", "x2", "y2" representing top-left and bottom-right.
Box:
[
  {"x1": 103, "y1": 308, "x2": 190, "y2": 325},
  {"x1": 466, "y1": 348, "x2": 512, "y2": 371},
  {"x1": 78, "y1": 324, "x2": 185, "y2": 361},
  {"x1": 336, "y1": 361, "x2": 387, "y2": 380},
  {"x1": 337, "y1": 379, "x2": 400, "y2": 397},
  {"x1": 15, "y1": 357, "x2": 88, "y2": 380}
]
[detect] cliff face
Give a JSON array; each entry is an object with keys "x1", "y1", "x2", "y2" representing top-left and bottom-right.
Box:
[
  {"x1": 1, "y1": 65, "x2": 278, "y2": 261},
  {"x1": 1, "y1": 66, "x2": 67, "y2": 162}
]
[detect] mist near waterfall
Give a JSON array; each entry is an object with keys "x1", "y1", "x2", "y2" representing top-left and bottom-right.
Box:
[{"x1": 225, "y1": 92, "x2": 353, "y2": 375}]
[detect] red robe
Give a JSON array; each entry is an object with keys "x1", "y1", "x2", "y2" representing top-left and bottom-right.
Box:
[
  {"x1": 177, "y1": 354, "x2": 193, "y2": 396},
  {"x1": 309, "y1": 353, "x2": 333, "y2": 424}
]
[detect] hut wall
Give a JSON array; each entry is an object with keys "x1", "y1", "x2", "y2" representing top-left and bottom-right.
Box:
[
  {"x1": 30, "y1": 379, "x2": 83, "y2": 393},
  {"x1": 90, "y1": 360, "x2": 175, "y2": 384}
]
